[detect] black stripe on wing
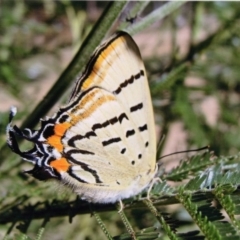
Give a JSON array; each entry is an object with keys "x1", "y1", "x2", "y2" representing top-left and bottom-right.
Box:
[{"x1": 113, "y1": 70, "x2": 144, "y2": 95}]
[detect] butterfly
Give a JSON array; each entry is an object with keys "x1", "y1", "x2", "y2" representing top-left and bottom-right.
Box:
[{"x1": 6, "y1": 31, "x2": 157, "y2": 204}]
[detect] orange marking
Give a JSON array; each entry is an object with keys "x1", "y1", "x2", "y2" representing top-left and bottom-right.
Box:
[
  {"x1": 47, "y1": 122, "x2": 71, "y2": 152},
  {"x1": 54, "y1": 122, "x2": 71, "y2": 136},
  {"x1": 79, "y1": 88, "x2": 98, "y2": 109},
  {"x1": 47, "y1": 135, "x2": 63, "y2": 152},
  {"x1": 50, "y1": 157, "x2": 70, "y2": 172},
  {"x1": 82, "y1": 37, "x2": 125, "y2": 90},
  {"x1": 70, "y1": 88, "x2": 98, "y2": 114},
  {"x1": 71, "y1": 92, "x2": 115, "y2": 124}
]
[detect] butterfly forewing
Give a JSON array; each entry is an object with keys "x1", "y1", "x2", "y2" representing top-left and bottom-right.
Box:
[
  {"x1": 70, "y1": 32, "x2": 156, "y2": 164},
  {"x1": 67, "y1": 34, "x2": 154, "y2": 161}
]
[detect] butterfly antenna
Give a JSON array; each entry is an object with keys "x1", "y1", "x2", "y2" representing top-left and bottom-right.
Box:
[{"x1": 158, "y1": 145, "x2": 209, "y2": 160}]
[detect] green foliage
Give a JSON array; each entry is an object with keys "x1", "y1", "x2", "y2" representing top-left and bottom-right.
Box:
[
  {"x1": 166, "y1": 152, "x2": 214, "y2": 181},
  {"x1": 1, "y1": 1, "x2": 240, "y2": 240}
]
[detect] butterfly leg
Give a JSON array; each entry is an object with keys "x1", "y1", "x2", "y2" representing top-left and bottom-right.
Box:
[
  {"x1": 118, "y1": 199, "x2": 124, "y2": 213},
  {"x1": 147, "y1": 177, "x2": 163, "y2": 200}
]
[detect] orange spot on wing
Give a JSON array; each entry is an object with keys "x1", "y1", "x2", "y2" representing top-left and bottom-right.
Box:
[
  {"x1": 54, "y1": 122, "x2": 71, "y2": 136},
  {"x1": 50, "y1": 157, "x2": 70, "y2": 172},
  {"x1": 47, "y1": 135, "x2": 63, "y2": 152},
  {"x1": 47, "y1": 122, "x2": 71, "y2": 152}
]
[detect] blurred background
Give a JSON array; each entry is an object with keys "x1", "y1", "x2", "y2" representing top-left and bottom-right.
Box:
[{"x1": 1, "y1": 1, "x2": 240, "y2": 239}]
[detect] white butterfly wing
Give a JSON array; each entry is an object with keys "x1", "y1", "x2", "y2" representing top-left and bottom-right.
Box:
[{"x1": 58, "y1": 32, "x2": 157, "y2": 202}]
